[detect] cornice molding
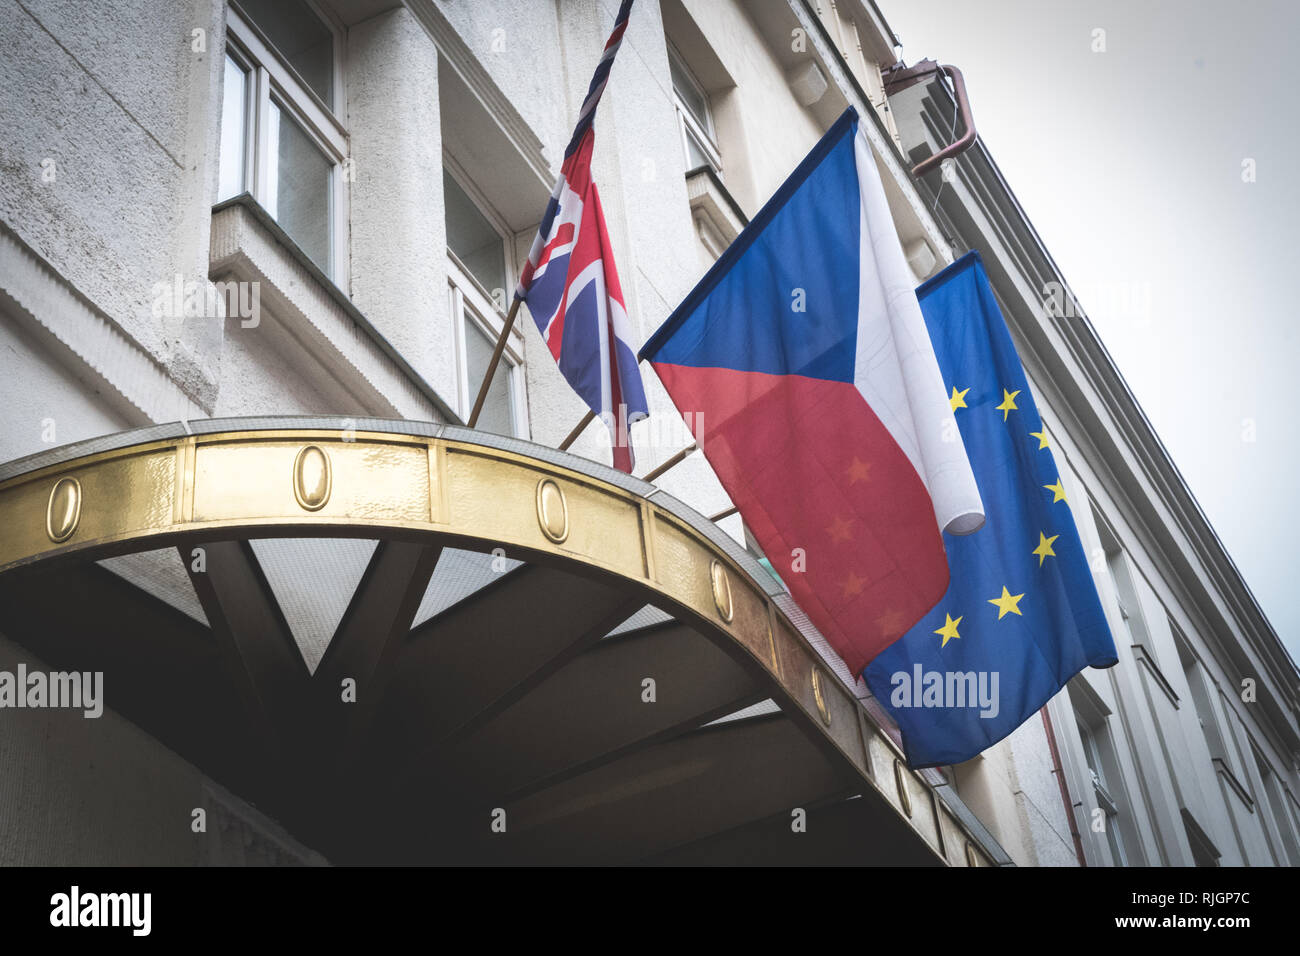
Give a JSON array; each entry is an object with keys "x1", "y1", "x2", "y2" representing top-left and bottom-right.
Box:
[{"x1": 0, "y1": 222, "x2": 206, "y2": 425}]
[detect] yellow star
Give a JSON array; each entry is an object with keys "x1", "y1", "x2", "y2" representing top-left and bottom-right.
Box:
[
  {"x1": 1033, "y1": 532, "x2": 1059, "y2": 566},
  {"x1": 934, "y1": 613, "x2": 963, "y2": 647},
  {"x1": 1030, "y1": 430, "x2": 1050, "y2": 449},
  {"x1": 841, "y1": 570, "x2": 865, "y2": 598},
  {"x1": 995, "y1": 389, "x2": 1021, "y2": 421},
  {"x1": 827, "y1": 514, "x2": 853, "y2": 543},
  {"x1": 847, "y1": 457, "x2": 872, "y2": 484},
  {"x1": 988, "y1": 586, "x2": 1025, "y2": 619},
  {"x1": 949, "y1": 386, "x2": 970, "y2": 412},
  {"x1": 1044, "y1": 478, "x2": 1068, "y2": 503}
]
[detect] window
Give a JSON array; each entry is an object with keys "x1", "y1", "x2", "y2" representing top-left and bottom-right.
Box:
[
  {"x1": 1078, "y1": 721, "x2": 1129, "y2": 866},
  {"x1": 1254, "y1": 749, "x2": 1300, "y2": 865},
  {"x1": 1096, "y1": 521, "x2": 1180, "y2": 704},
  {"x1": 1181, "y1": 809, "x2": 1222, "y2": 866},
  {"x1": 266, "y1": 102, "x2": 334, "y2": 272},
  {"x1": 218, "y1": 55, "x2": 249, "y2": 200},
  {"x1": 668, "y1": 45, "x2": 721, "y2": 175},
  {"x1": 219, "y1": 1, "x2": 347, "y2": 281},
  {"x1": 458, "y1": 308, "x2": 519, "y2": 437},
  {"x1": 1176, "y1": 631, "x2": 1228, "y2": 761},
  {"x1": 443, "y1": 168, "x2": 523, "y2": 437},
  {"x1": 1069, "y1": 679, "x2": 1144, "y2": 866},
  {"x1": 443, "y1": 170, "x2": 507, "y2": 299},
  {"x1": 234, "y1": 0, "x2": 335, "y2": 109}
]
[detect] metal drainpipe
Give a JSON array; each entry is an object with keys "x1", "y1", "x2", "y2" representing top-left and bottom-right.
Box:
[
  {"x1": 1040, "y1": 706, "x2": 1088, "y2": 866},
  {"x1": 880, "y1": 59, "x2": 978, "y2": 178}
]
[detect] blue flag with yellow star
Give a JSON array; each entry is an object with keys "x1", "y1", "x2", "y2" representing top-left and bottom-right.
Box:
[{"x1": 862, "y1": 251, "x2": 1117, "y2": 769}]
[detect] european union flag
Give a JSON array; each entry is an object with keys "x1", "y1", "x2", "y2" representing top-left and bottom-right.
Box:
[{"x1": 863, "y1": 252, "x2": 1117, "y2": 769}]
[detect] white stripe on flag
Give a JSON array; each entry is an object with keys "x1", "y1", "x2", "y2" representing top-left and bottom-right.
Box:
[{"x1": 850, "y1": 121, "x2": 984, "y2": 536}]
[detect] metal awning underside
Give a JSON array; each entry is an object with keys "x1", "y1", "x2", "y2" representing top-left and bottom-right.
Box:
[{"x1": 0, "y1": 417, "x2": 1007, "y2": 865}]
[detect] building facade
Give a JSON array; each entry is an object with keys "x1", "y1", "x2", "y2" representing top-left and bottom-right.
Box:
[{"x1": 0, "y1": 0, "x2": 1295, "y2": 865}]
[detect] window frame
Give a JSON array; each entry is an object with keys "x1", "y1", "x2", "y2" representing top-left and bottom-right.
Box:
[
  {"x1": 223, "y1": 2, "x2": 349, "y2": 283},
  {"x1": 448, "y1": 259, "x2": 527, "y2": 438},
  {"x1": 667, "y1": 44, "x2": 722, "y2": 175},
  {"x1": 442, "y1": 159, "x2": 525, "y2": 437},
  {"x1": 1077, "y1": 717, "x2": 1130, "y2": 866},
  {"x1": 442, "y1": 158, "x2": 515, "y2": 310}
]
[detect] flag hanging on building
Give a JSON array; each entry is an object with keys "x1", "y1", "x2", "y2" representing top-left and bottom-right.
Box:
[
  {"x1": 862, "y1": 251, "x2": 1118, "y2": 769},
  {"x1": 515, "y1": 0, "x2": 648, "y2": 473},
  {"x1": 639, "y1": 107, "x2": 984, "y2": 675}
]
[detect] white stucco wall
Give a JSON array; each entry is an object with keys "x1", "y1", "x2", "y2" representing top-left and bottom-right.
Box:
[
  {"x1": 346, "y1": 7, "x2": 453, "y2": 399},
  {"x1": 0, "y1": 315, "x2": 135, "y2": 463},
  {"x1": 0, "y1": 0, "x2": 225, "y2": 408}
]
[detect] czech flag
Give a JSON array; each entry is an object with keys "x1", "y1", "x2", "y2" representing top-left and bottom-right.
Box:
[{"x1": 640, "y1": 107, "x2": 983, "y2": 674}]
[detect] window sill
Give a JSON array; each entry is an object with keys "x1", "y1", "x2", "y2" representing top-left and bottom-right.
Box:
[
  {"x1": 210, "y1": 194, "x2": 459, "y2": 423},
  {"x1": 686, "y1": 166, "x2": 747, "y2": 256},
  {"x1": 1212, "y1": 757, "x2": 1256, "y2": 812},
  {"x1": 1132, "y1": 643, "x2": 1180, "y2": 710}
]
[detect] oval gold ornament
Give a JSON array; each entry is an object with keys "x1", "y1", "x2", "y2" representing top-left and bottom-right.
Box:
[
  {"x1": 293, "y1": 445, "x2": 332, "y2": 512},
  {"x1": 894, "y1": 759, "x2": 913, "y2": 818},
  {"x1": 811, "y1": 668, "x2": 832, "y2": 727},
  {"x1": 46, "y1": 476, "x2": 81, "y2": 543},
  {"x1": 536, "y1": 478, "x2": 569, "y2": 544},
  {"x1": 709, "y1": 559, "x2": 733, "y2": 623}
]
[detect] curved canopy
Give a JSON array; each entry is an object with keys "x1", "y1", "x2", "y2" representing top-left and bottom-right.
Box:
[{"x1": 0, "y1": 417, "x2": 1006, "y2": 865}]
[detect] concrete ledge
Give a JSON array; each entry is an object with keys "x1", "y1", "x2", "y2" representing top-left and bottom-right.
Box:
[{"x1": 209, "y1": 196, "x2": 458, "y2": 423}]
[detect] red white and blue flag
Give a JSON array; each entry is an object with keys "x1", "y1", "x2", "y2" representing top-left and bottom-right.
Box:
[
  {"x1": 641, "y1": 108, "x2": 985, "y2": 674},
  {"x1": 516, "y1": 0, "x2": 648, "y2": 473}
]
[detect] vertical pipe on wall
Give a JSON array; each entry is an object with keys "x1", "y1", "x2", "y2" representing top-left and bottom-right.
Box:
[{"x1": 1041, "y1": 705, "x2": 1088, "y2": 866}]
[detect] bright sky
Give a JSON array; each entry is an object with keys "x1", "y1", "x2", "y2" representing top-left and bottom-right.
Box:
[{"x1": 880, "y1": 0, "x2": 1299, "y2": 662}]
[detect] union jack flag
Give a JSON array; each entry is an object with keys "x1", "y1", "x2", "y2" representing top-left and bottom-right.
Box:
[{"x1": 516, "y1": 0, "x2": 648, "y2": 473}]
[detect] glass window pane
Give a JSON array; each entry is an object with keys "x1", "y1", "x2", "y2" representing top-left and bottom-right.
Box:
[
  {"x1": 463, "y1": 317, "x2": 514, "y2": 436},
  {"x1": 669, "y1": 52, "x2": 711, "y2": 132},
  {"x1": 267, "y1": 102, "x2": 332, "y2": 275},
  {"x1": 683, "y1": 124, "x2": 713, "y2": 172},
  {"x1": 443, "y1": 171, "x2": 506, "y2": 298},
  {"x1": 218, "y1": 55, "x2": 247, "y2": 200},
  {"x1": 236, "y1": 0, "x2": 334, "y2": 108}
]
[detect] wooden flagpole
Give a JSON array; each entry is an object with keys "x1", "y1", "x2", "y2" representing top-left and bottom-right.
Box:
[
  {"x1": 559, "y1": 409, "x2": 597, "y2": 451},
  {"x1": 642, "y1": 441, "x2": 697, "y2": 483},
  {"x1": 467, "y1": 300, "x2": 596, "y2": 443}
]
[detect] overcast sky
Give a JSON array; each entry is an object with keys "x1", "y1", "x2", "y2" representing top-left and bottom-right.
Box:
[{"x1": 881, "y1": 0, "x2": 1299, "y2": 662}]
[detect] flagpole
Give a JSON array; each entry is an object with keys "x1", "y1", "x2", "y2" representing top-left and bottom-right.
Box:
[
  {"x1": 466, "y1": 297, "x2": 522, "y2": 429},
  {"x1": 558, "y1": 409, "x2": 596, "y2": 451},
  {"x1": 641, "y1": 441, "x2": 697, "y2": 482}
]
